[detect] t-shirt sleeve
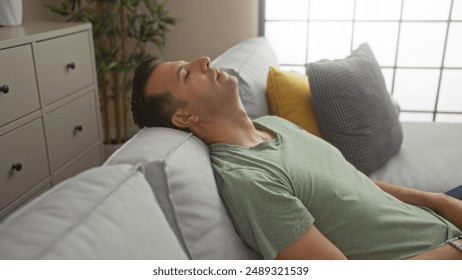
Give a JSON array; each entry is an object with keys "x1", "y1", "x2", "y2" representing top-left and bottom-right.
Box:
[{"x1": 218, "y1": 167, "x2": 314, "y2": 260}]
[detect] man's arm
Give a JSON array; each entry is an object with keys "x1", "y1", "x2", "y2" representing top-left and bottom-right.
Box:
[
  {"x1": 276, "y1": 181, "x2": 462, "y2": 260},
  {"x1": 406, "y1": 240, "x2": 462, "y2": 260},
  {"x1": 276, "y1": 224, "x2": 462, "y2": 260},
  {"x1": 373, "y1": 180, "x2": 462, "y2": 231},
  {"x1": 277, "y1": 217, "x2": 462, "y2": 260},
  {"x1": 276, "y1": 225, "x2": 348, "y2": 260}
]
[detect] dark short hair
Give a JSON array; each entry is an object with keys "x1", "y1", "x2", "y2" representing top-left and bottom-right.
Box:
[{"x1": 131, "y1": 58, "x2": 187, "y2": 131}]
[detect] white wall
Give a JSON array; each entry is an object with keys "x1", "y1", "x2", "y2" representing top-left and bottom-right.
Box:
[
  {"x1": 23, "y1": 0, "x2": 63, "y2": 22},
  {"x1": 159, "y1": 0, "x2": 260, "y2": 61},
  {"x1": 23, "y1": 0, "x2": 260, "y2": 61}
]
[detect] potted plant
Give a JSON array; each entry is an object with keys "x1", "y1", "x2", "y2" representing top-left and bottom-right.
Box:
[{"x1": 46, "y1": 0, "x2": 178, "y2": 145}]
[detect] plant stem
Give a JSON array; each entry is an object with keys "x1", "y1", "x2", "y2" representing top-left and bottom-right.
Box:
[
  {"x1": 95, "y1": 0, "x2": 110, "y2": 144},
  {"x1": 100, "y1": 79, "x2": 110, "y2": 144},
  {"x1": 120, "y1": 5, "x2": 129, "y2": 142}
]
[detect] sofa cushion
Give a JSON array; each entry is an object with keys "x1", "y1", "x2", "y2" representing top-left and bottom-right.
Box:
[
  {"x1": 0, "y1": 164, "x2": 187, "y2": 260},
  {"x1": 212, "y1": 37, "x2": 279, "y2": 119},
  {"x1": 105, "y1": 128, "x2": 260, "y2": 260},
  {"x1": 266, "y1": 66, "x2": 323, "y2": 137},
  {"x1": 370, "y1": 122, "x2": 462, "y2": 193},
  {"x1": 308, "y1": 43, "x2": 403, "y2": 175}
]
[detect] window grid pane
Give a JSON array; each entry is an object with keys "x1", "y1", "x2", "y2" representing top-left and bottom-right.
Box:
[
  {"x1": 437, "y1": 70, "x2": 462, "y2": 112},
  {"x1": 399, "y1": 112, "x2": 434, "y2": 122},
  {"x1": 265, "y1": 0, "x2": 309, "y2": 20},
  {"x1": 397, "y1": 22, "x2": 447, "y2": 67},
  {"x1": 393, "y1": 69, "x2": 440, "y2": 111},
  {"x1": 355, "y1": 0, "x2": 402, "y2": 20},
  {"x1": 402, "y1": 0, "x2": 451, "y2": 21},
  {"x1": 444, "y1": 22, "x2": 462, "y2": 67},
  {"x1": 353, "y1": 22, "x2": 399, "y2": 66},
  {"x1": 261, "y1": 0, "x2": 462, "y2": 122},
  {"x1": 265, "y1": 22, "x2": 308, "y2": 64},
  {"x1": 307, "y1": 22, "x2": 353, "y2": 62},
  {"x1": 452, "y1": 0, "x2": 462, "y2": 20},
  {"x1": 309, "y1": 0, "x2": 355, "y2": 20},
  {"x1": 436, "y1": 113, "x2": 462, "y2": 122}
]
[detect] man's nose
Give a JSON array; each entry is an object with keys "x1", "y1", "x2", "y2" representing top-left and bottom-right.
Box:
[{"x1": 194, "y1": 56, "x2": 210, "y2": 73}]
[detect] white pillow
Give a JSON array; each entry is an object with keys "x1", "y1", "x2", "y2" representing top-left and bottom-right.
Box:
[
  {"x1": 212, "y1": 37, "x2": 279, "y2": 119},
  {"x1": 105, "y1": 127, "x2": 260, "y2": 260},
  {"x1": 0, "y1": 164, "x2": 187, "y2": 260}
]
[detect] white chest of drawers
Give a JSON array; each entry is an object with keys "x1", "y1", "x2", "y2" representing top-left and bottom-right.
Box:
[{"x1": 0, "y1": 22, "x2": 104, "y2": 219}]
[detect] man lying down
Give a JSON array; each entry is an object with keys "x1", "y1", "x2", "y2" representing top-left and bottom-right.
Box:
[{"x1": 130, "y1": 57, "x2": 462, "y2": 260}]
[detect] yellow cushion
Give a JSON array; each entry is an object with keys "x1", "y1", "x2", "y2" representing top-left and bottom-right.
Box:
[{"x1": 266, "y1": 66, "x2": 323, "y2": 137}]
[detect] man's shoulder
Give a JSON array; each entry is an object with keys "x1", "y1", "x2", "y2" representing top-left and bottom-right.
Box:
[
  {"x1": 254, "y1": 115, "x2": 283, "y2": 123},
  {"x1": 254, "y1": 115, "x2": 289, "y2": 126},
  {"x1": 254, "y1": 116, "x2": 301, "y2": 131}
]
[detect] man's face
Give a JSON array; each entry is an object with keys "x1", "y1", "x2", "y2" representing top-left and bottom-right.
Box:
[{"x1": 145, "y1": 57, "x2": 239, "y2": 122}]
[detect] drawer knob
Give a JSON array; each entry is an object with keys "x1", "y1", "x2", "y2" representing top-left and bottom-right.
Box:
[
  {"x1": 1, "y1": 84, "x2": 9, "y2": 94},
  {"x1": 67, "y1": 62, "x2": 76, "y2": 70},
  {"x1": 11, "y1": 163, "x2": 22, "y2": 172},
  {"x1": 74, "y1": 125, "x2": 83, "y2": 132}
]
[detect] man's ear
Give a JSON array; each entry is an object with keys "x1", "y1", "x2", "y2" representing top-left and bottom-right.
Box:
[{"x1": 171, "y1": 108, "x2": 199, "y2": 128}]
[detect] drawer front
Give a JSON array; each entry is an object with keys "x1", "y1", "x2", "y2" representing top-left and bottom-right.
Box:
[
  {"x1": 47, "y1": 92, "x2": 99, "y2": 169},
  {"x1": 0, "y1": 184, "x2": 51, "y2": 221},
  {"x1": 35, "y1": 31, "x2": 94, "y2": 105},
  {"x1": 0, "y1": 44, "x2": 40, "y2": 126},
  {"x1": 0, "y1": 118, "x2": 50, "y2": 211},
  {"x1": 53, "y1": 145, "x2": 102, "y2": 185}
]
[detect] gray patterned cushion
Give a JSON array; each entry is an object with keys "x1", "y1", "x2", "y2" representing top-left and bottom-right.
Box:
[{"x1": 308, "y1": 43, "x2": 403, "y2": 174}]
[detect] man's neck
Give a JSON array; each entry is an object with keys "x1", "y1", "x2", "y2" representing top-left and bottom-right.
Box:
[{"x1": 193, "y1": 115, "x2": 275, "y2": 148}]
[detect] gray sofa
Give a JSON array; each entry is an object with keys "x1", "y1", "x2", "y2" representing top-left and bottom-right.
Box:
[{"x1": 0, "y1": 37, "x2": 461, "y2": 260}]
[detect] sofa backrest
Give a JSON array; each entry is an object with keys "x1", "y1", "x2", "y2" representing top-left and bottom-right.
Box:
[
  {"x1": 0, "y1": 164, "x2": 187, "y2": 260},
  {"x1": 105, "y1": 127, "x2": 260, "y2": 260}
]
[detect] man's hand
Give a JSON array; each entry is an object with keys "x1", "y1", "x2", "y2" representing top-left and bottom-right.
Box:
[
  {"x1": 431, "y1": 194, "x2": 462, "y2": 231},
  {"x1": 373, "y1": 180, "x2": 462, "y2": 231},
  {"x1": 406, "y1": 239, "x2": 462, "y2": 260}
]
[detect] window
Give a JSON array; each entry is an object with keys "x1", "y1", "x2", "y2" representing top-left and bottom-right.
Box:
[{"x1": 260, "y1": 0, "x2": 462, "y2": 122}]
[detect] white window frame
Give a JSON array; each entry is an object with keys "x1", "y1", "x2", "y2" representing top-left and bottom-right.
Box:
[{"x1": 259, "y1": 0, "x2": 462, "y2": 122}]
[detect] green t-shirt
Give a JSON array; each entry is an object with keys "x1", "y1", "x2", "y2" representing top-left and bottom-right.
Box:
[{"x1": 210, "y1": 116, "x2": 461, "y2": 260}]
